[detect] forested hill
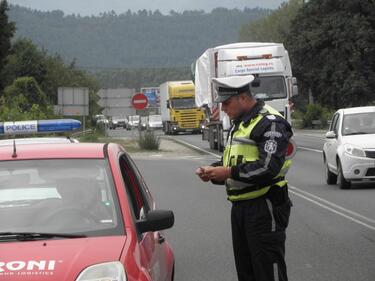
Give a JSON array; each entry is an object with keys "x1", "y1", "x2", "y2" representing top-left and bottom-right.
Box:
[{"x1": 8, "y1": 5, "x2": 270, "y2": 69}]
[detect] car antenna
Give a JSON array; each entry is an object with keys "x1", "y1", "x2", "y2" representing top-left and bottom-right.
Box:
[{"x1": 12, "y1": 139, "x2": 17, "y2": 158}]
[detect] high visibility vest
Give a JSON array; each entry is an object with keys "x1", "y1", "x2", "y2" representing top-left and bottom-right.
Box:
[{"x1": 223, "y1": 105, "x2": 292, "y2": 202}]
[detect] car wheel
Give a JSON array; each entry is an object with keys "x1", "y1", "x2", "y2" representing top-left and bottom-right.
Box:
[
  {"x1": 324, "y1": 157, "x2": 337, "y2": 185},
  {"x1": 337, "y1": 160, "x2": 351, "y2": 189}
]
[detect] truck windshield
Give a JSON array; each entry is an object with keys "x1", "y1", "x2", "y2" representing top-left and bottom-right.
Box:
[
  {"x1": 0, "y1": 159, "x2": 124, "y2": 237},
  {"x1": 171, "y1": 98, "x2": 196, "y2": 109},
  {"x1": 251, "y1": 76, "x2": 287, "y2": 101}
]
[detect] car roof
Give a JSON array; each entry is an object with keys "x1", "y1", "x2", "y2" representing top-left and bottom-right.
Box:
[
  {"x1": 340, "y1": 106, "x2": 375, "y2": 115},
  {"x1": 0, "y1": 142, "x2": 107, "y2": 160},
  {"x1": 0, "y1": 137, "x2": 78, "y2": 146}
]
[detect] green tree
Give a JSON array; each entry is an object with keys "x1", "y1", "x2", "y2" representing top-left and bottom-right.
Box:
[
  {"x1": 0, "y1": 76, "x2": 53, "y2": 120},
  {"x1": 8, "y1": 5, "x2": 269, "y2": 68},
  {"x1": 2, "y1": 38, "x2": 48, "y2": 90},
  {"x1": 94, "y1": 66, "x2": 191, "y2": 89},
  {"x1": 287, "y1": 0, "x2": 375, "y2": 109},
  {"x1": 0, "y1": 0, "x2": 15, "y2": 90},
  {"x1": 2, "y1": 38, "x2": 101, "y2": 118},
  {"x1": 239, "y1": 0, "x2": 303, "y2": 43},
  {"x1": 42, "y1": 54, "x2": 101, "y2": 116}
]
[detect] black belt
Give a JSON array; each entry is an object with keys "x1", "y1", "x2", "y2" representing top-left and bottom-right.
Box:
[{"x1": 226, "y1": 177, "x2": 285, "y2": 196}]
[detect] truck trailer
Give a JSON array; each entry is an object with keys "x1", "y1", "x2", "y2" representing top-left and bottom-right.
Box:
[
  {"x1": 160, "y1": 80, "x2": 205, "y2": 135},
  {"x1": 194, "y1": 42, "x2": 298, "y2": 151}
]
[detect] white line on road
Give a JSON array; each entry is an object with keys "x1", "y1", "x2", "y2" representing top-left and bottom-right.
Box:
[
  {"x1": 175, "y1": 138, "x2": 375, "y2": 231},
  {"x1": 289, "y1": 185, "x2": 375, "y2": 231},
  {"x1": 298, "y1": 146, "x2": 323, "y2": 153},
  {"x1": 170, "y1": 138, "x2": 221, "y2": 158}
]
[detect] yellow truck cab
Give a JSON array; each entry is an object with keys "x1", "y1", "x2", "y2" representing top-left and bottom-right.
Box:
[{"x1": 160, "y1": 80, "x2": 205, "y2": 135}]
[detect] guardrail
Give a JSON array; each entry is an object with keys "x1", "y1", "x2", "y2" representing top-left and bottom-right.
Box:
[{"x1": 71, "y1": 129, "x2": 94, "y2": 137}]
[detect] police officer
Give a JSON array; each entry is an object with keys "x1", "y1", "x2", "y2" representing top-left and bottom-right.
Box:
[{"x1": 196, "y1": 75, "x2": 293, "y2": 281}]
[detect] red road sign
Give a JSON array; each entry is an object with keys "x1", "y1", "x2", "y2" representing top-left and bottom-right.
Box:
[{"x1": 132, "y1": 93, "x2": 148, "y2": 110}]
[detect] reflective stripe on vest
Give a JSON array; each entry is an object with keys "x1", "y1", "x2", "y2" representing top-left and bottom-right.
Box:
[{"x1": 223, "y1": 105, "x2": 292, "y2": 202}]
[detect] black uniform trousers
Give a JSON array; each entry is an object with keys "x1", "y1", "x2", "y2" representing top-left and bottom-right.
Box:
[{"x1": 231, "y1": 185, "x2": 292, "y2": 281}]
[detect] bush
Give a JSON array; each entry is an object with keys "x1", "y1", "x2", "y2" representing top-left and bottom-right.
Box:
[
  {"x1": 79, "y1": 133, "x2": 99, "y2": 142},
  {"x1": 291, "y1": 109, "x2": 304, "y2": 128},
  {"x1": 302, "y1": 104, "x2": 334, "y2": 129},
  {"x1": 95, "y1": 123, "x2": 106, "y2": 136},
  {"x1": 137, "y1": 130, "x2": 160, "y2": 150}
]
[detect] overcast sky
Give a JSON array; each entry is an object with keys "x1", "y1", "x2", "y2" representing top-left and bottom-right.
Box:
[{"x1": 8, "y1": 0, "x2": 286, "y2": 15}]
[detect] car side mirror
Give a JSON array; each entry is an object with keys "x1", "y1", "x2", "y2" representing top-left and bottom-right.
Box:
[
  {"x1": 166, "y1": 100, "x2": 170, "y2": 109},
  {"x1": 325, "y1": 131, "x2": 336, "y2": 139},
  {"x1": 136, "y1": 210, "x2": 174, "y2": 233}
]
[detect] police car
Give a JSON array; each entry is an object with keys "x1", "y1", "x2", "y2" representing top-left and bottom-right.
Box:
[
  {"x1": 323, "y1": 106, "x2": 375, "y2": 189},
  {"x1": 0, "y1": 119, "x2": 175, "y2": 281}
]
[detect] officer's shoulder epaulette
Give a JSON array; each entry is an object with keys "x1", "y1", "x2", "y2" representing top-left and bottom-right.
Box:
[
  {"x1": 258, "y1": 108, "x2": 278, "y2": 121},
  {"x1": 266, "y1": 115, "x2": 277, "y2": 120}
]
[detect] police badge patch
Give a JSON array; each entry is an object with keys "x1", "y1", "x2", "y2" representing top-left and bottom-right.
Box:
[{"x1": 264, "y1": 140, "x2": 277, "y2": 154}]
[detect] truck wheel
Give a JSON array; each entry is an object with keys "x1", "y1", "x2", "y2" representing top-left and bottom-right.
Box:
[
  {"x1": 164, "y1": 123, "x2": 170, "y2": 135},
  {"x1": 218, "y1": 126, "x2": 224, "y2": 152},
  {"x1": 209, "y1": 139, "x2": 217, "y2": 150},
  {"x1": 209, "y1": 126, "x2": 218, "y2": 150}
]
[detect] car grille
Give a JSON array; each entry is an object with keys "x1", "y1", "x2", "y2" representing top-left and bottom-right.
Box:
[
  {"x1": 365, "y1": 150, "x2": 375, "y2": 159},
  {"x1": 365, "y1": 168, "x2": 375, "y2": 176}
]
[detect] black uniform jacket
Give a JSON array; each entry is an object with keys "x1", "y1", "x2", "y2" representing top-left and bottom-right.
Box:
[{"x1": 211, "y1": 101, "x2": 293, "y2": 187}]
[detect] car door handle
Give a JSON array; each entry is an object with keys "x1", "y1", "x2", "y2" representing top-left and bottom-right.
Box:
[{"x1": 157, "y1": 233, "x2": 165, "y2": 244}]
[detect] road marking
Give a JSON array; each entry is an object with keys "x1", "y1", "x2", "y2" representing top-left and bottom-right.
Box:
[
  {"x1": 289, "y1": 185, "x2": 375, "y2": 231},
  {"x1": 294, "y1": 133, "x2": 325, "y2": 140},
  {"x1": 170, "y1": 138, "x2": 221, "y2": 158},
  {"x1": 171, "y1": 138, "x2": 375, "y2": 231},
  {"x1": 298, "y1": 146, "x2": 323, "y2": 153}
]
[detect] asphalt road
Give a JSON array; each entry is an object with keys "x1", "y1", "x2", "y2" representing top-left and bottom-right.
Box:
[{"x1": 118, "y1": 129, "x2": 375, "y2": 280}]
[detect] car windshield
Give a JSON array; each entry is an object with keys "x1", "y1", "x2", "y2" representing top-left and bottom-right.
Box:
[
  {"x1": 342, "y1": 112, "x2": 375, "y2": 136},
  {"x1": 95, "y1": 115, "x2": 106, "y2": 120},
  {"x1": 0, "y1": 159, "x2": 124, "y2": 237},
  {"x1": 112, "y1": 117, "x2": 127, "y2": 122},
  {"x1": 129, "y1": 116, "x2": 139, "y2": 122},
  {"x1": 149, "y1": 115, "x2": 161, "y2": 122},
  {"x1": 251, "y1": 76, "x2": 287, "y2": 100},
  {"x1": 171, "y1": 98, "x2": 196, "y2": 109}
]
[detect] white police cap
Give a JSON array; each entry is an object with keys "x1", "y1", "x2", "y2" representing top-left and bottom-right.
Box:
[{"x1": 212, "y1": 75, "x2": 255, "y2": 103}]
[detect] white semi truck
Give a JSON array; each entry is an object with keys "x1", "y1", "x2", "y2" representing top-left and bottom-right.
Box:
[{"x1": 194, "y1": 42, "x2": 298, "y2": 151}]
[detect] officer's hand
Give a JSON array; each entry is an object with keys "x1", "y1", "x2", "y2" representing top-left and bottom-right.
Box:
[
  {"x1": 203, "y1": 166, "x2": 231, "y2": 182},
  {"x1": 195, "y1": 167, "x2": 210, "y2": 182}
]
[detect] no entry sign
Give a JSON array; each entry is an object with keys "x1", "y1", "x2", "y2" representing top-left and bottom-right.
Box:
[{"x1": 132, "y1": 93, "x2": 148, "y2": 110}]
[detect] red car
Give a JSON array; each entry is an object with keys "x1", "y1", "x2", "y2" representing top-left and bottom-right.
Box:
[{"x1": 0, "y1": 141, "x2": 175, "y2": 281}]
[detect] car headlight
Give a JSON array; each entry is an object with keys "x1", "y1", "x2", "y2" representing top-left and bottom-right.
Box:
[
  {"x1": 75, "y1": 262, "x2": 126, "y2": 281},
  {"x1": 344, "y1": 143, "x2": 365, "y2": 157}
]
